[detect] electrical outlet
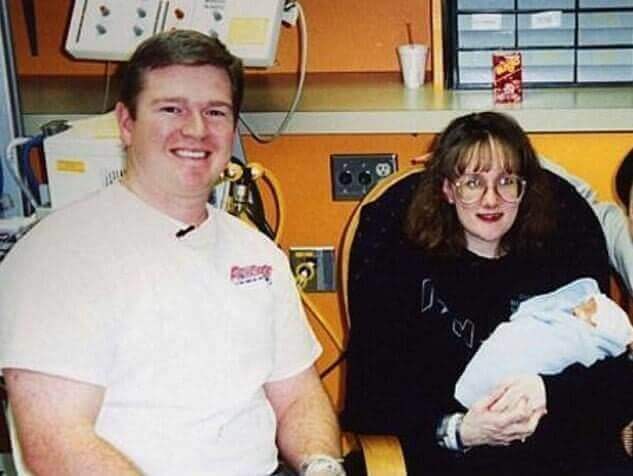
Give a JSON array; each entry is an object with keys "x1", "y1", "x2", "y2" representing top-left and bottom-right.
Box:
[
  {"x1": 289, "y1": 246, "x2": 336, "y2": 292},
  {"x1": 330, "y1": 154, "x2": 398, "y2": 200}
]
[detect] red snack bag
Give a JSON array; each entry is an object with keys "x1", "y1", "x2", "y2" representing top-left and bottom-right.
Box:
[{"x1": 493, "y1": 52, "x2": 522, "y2": 104}]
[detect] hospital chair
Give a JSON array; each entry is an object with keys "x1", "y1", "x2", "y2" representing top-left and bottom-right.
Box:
[
  {"x1": 0, "y1": 382, "x2": 24, "y2": 476},
  {"x1": 339, "y1": 165, "x2": 633, "y2": 474}
]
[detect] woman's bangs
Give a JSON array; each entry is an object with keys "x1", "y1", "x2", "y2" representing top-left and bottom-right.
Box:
[
  {"x1": 455, "y1": 139, "x2": 492, "y2": 174},
  {"x1": 455, "y1": 137, "x2": 521, "y2": 175}
]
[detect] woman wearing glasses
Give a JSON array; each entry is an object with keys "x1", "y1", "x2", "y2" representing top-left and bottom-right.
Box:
[{"x1": 342, "y1": 112, "x2": 633, "y2": 475}]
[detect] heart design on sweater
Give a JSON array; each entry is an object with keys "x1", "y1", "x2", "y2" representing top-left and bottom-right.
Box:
[{"x1": 452, "y1": 318, "x2": 475, "y2": 349}]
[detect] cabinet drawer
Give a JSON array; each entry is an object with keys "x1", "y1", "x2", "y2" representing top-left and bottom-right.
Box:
[
  {"x1": 519, "y1": 0, "x2": 575, "y2": 9},
  {"x1": 580, "y1": 0, "x2": 633, "y2": 8},
  {"x1": 518, "y1": 12, "x2": 575, "y2": 47},
  {"x1": 579, "y1": 12, "x2": 633, "y2": 46},
  {"x1": 458, "y1": 13, "x2": 516, "y2": 48},
  {"x1": 578, "y1": 49, "x2": 633, "y2": 82}
]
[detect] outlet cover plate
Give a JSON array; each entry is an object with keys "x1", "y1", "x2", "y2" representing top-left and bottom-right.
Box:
[
  {"x1": 330, "y1": 153, "x2": 398, "y2": 200},
  {"x1": 289, "y1": 246, "x2": 336, "y2": 292}
]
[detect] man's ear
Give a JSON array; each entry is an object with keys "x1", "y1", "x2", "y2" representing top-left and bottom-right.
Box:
[
  {"x1": 442, "y1": 178, "x2": 455, "y2": 204},
  {"x1": 115, "y1": 102, "x2": 134, "y2": 147}
]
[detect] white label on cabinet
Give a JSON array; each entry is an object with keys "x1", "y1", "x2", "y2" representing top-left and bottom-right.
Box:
[
  {"x1": 471, "y1": 14, "x2": 502, "y2": 31},
  {"x1": 531, "y1": 11, "x2": 562, "y2": 29}
]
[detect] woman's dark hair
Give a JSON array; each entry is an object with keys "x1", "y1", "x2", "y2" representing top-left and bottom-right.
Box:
[
  {"x1": 405, "y1": 111, "x2": 554, "y2": 256},
  {"x1": 615, "y1": 148, "x2": 633, "y2": 209},
  {"x1": 117, "y1": 29, "x2": 244, "y2": 124}
]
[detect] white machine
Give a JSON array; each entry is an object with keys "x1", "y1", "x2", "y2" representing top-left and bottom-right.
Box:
[
  {"x1": 65, "y1": 0, "x2": 285, "y2": 67},
  {"x1": 43, "y1": 113, "x2": 125, "y2": 210},
  {"x1": 42, "y1": 113, "x2": 244, "y2": 210}
]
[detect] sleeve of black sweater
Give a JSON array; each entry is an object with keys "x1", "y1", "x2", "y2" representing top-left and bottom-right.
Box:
[
  {"x1": 520, "y1": 173, "x2": 632, "y2": 459},
  {"x1": 539, "y1": 353, "x2": 633, "y2": 458},
  {"x1": 342, "y1": 277, "x2": 463, "y2": 470},
  {"x1": 340, "y1": 185, "x2": 463, "y2": 470}
]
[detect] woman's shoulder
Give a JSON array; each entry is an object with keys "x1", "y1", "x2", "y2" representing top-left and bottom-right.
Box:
[{"x1": 520, "y1": 169, "x2": 611, "y2": 291}]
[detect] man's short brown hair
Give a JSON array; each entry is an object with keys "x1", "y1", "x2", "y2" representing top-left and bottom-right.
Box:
[{"x1": 118, "y1": 29, "x2": 244, "y2": 124}]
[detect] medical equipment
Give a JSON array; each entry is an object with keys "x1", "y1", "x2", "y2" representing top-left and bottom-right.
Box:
[
  {"x1": 42, "y1": 113, "x2": 125, "y2": 210},
  {"x1": 0, "y1": 2, "x2": 25, "y2": 220},
  {"x1": 65, "y1": 0, "x2": 308, "y2": 143},
  {"x1": 220, "y1": 158, "x2": 344, "y2": 367},
  {"x1": 66, "y1": 0, "x2": 285, "y2": 67},
  {"x1": 41, "y1": 112, "x2": 249, "y2": 211}
]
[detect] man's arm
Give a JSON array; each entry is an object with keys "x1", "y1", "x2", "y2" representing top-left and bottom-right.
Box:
[
  {"x1": 264, "y1": 366, "x2": 341, "y2": 471},
  {"x1": 4, "y1": 368, "x2": 141, "y2": 476},
  {"x1": 593, "y1": 202, "x2": 633, "y2": 294}
]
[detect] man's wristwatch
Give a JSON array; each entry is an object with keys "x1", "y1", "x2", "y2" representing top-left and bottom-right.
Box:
[{"x1": 299, "y1": 454, "x2": 346, "y2": 476}]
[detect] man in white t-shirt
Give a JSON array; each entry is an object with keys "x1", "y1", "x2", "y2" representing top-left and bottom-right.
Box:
[{"x1": 0, "y1": 30, "x2": 344, "y2": 476}]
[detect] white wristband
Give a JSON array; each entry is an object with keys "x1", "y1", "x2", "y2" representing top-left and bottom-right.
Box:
[
  {"x1": 299, "y1": 454, "x2": 345, "y2": 476},
  {"x1": 445, "y1": 413, "x2": 462, "y2": 451}
]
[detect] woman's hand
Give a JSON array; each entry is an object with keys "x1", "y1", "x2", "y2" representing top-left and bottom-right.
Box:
[
  {"x1": 459, "y1": 377, "x2": 547, "y2": 447},
  {"x1": 490, "y1": 375, "x2": 547, "y2": 414}
]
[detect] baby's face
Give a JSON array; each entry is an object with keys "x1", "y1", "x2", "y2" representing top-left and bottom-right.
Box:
[{"x1": 572, "y1": 296, "x2": 598, "y2": 327}]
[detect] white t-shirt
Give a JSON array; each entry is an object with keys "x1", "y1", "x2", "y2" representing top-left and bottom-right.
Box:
[{"x1": 0, "y1": 182, "x2": 321, "y2": 476}]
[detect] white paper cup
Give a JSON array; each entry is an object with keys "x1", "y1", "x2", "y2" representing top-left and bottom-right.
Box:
[{"x1": 397, "y1": 44, "x2": 428, "y2": 89}]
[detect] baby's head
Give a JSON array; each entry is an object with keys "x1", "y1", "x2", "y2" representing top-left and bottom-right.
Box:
[
  {"x1": 572, "y1": 296, "x2": 598, "y2": 327},
  {"x1": 573, "y1": 294, "x2": 633, "y2": 351}
]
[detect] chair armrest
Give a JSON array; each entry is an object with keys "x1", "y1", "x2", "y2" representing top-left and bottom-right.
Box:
[
  {"x1": 352, "y1": 434, "x2": 407, "y2": 476},
  {"x1": 623, "y1": 421, "x2": 633, "y2": 458},
  {"x1": 344, "y1": 423, "x2": 632, "y2": 475}
]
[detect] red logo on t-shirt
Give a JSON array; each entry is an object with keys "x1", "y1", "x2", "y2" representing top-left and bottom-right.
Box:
[{"x1": 230, "y1": 264, "x2": 273, "y2": 285}]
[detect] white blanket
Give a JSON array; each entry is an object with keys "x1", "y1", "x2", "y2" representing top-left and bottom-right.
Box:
[{"x1": 455, "y1": 278, "x2": 633, "y2": 408}]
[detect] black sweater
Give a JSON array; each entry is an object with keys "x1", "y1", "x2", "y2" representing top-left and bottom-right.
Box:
[{"x1": 341, "y1": 171, "x2": 633, "y2": 475}]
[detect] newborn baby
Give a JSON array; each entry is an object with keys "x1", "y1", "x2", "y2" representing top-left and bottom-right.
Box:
[{"x1": 455, "y1": 277, "x2": 633, "y2": 408}]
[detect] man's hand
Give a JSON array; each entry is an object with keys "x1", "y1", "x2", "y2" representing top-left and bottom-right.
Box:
[{"x1": 460, "y1": 376, "x2": 547, "y2": 447}]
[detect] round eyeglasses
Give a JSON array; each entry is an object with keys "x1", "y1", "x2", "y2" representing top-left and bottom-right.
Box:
[{"x1": 452, "y1": 173, "x2": 527, "y2": 205}]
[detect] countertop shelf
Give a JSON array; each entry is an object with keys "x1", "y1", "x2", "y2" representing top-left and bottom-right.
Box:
[{"x1": 19, "y1": 72, "x2": 633, "y2": 135}]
